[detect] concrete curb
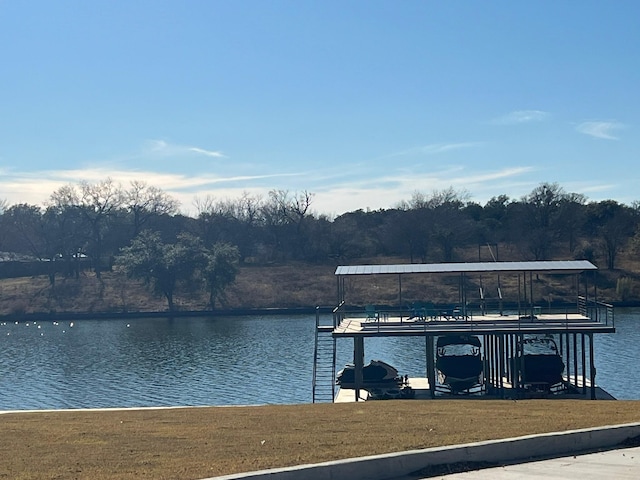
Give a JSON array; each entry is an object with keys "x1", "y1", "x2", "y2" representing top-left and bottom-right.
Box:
[{"x1": 207, "y1": 422, "x2": 640, "y2": 480}]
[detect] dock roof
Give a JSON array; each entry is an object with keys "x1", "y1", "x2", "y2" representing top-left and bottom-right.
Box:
[{"x1": 334, "y1": 260, "x2": 597, "y2": 276}]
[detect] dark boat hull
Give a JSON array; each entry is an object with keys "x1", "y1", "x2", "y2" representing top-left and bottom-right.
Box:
[
  {"x1": 436, "y1": 335, "x2": 483, "y2": 393},
  {"x1": 336, "y1": 360, "x2": 399, "y2": 388},
  {"x1": 521, "y1": 354, "x2": 565, "y2": 386},
  {"x1": 436, "y1": 355, "x2": 483, "y2": 392}
]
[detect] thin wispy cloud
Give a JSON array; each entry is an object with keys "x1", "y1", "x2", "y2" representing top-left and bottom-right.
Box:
[
  {"x1": 389, "y1": 142, "x2": 483, "y2": 158},
  {"x1": 146, "y1": 140, "x2": 227, "y2": 158},
  {"x1": 312, "y1": 165, "x2": 534, "y2": 215},
  {"x1": 492, "y1": 110, "x2": 549, "y2": 125},
  {"x1": 575, "y1": 121, "x2": 624, "y2": 140},
  {"x1": 188, "y1": 147, "x2": 226, "y2": 158},
  {"x1": 563, "y1": 182, "x2": 616, "y2": 195},
  {"x1": 452, "y1": 167, "x2": 534, "y2": 184}
]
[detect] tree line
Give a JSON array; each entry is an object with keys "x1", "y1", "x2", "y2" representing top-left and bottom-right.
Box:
[{"x1": 1, "y1": 179, "x2": 640, "y2": 307}]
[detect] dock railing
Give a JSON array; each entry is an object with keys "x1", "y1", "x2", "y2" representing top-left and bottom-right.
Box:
[
  {"x1": 335, "y1": 298, "x2": 614, "y2": 333},
  {"x1": 578, "y1": 296, "x2": 614, "y2": 328},
  {"x1": 332, "y1": 301, "x2": 346, "y2": 328}
]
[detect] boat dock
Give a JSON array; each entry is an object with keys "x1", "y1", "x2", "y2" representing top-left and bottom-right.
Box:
[{"x1": 312, "y1": 260, "x2": 616, "y2": 403}]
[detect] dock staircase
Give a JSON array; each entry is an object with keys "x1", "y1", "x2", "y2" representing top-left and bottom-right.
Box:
[{"x1": 312, "y1": 308, "x2": 337, "y2": 403}]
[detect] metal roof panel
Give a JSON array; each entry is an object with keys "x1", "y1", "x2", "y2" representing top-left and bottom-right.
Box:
[{"x1": 334, "y1": 260, "x2": 597, "y2": 276}]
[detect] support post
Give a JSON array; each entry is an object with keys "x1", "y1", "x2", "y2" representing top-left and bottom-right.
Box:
[
  {"x1": 498, "y1": 334, "x2": 505, "y2": 398},
  {"x1": 573, "y1": 333, "x2": 578, "y2": 388},
  {"x1": 565, "y1": 333, "x2": 571, "y2": 384},
  {"x1": 589, "y1": 333, "x2": 596, "y2": 400},
  {"x1": 398, "y1": 274, "x2": 403, "y2": 318},
  {"x1": 426, "y1": 335, "x2": 436, "y2": 399},
  {"x1": 354, "y1": 337, "x2": 365, "y2": 402},
  {"x1": 581, "y1": 334, "x2": 587, "y2": 395},
  {"x1": 483, "y1": 334, "x2": 491, "y2": 394}
]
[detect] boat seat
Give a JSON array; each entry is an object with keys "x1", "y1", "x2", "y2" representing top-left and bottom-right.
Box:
[
  {"x1": 365, "y1": 305, "x2": 379, "y2": 321},
  {"x1": 411, "y1": 302, "x2": 436, "y2": 320}
]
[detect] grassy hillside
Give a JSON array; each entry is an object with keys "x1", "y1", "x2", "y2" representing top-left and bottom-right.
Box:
[{"x1": 1, "y1": 250, "x2": 640, "y2": 317}]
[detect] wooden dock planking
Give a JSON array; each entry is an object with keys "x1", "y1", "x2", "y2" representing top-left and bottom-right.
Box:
[{"x1": 334, "y1": 377, "x2": 432, "y2": 402}]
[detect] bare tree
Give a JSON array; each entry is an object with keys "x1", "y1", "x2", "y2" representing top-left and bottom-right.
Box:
[
  {"x1": 194, "y1": 192, "x2": 264, "y2": 262},
  {"x1": 400, "y1": 187, "x2": 473, "y2": 262},
  {"x1": 49, "y1": 179, "x2": 124, "y2": 278},
  {"x1": 262, "y1": 190, "x2": 315, "y2": 260},
  {"x1": 3, "y1": 204, "x2": 45, "y2": 259},
  {"x1": 405, "y1": 187, "x2": 470, "y2": 210},
  {"x1": 124, "y1": 181, "x2": 180, "y2": 237}
]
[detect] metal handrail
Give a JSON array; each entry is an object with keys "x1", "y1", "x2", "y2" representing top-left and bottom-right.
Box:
[{"x1": 345, "y1": 307, "x2": 615, "y2": 333}]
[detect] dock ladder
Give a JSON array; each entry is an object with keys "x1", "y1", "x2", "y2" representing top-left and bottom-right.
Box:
[{"x1": 312, "y1": 306, "x2": 337, "y2": 403}]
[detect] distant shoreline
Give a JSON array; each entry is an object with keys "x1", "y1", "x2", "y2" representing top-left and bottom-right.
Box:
[{"x1": 4, "y1": 300, "x2": 640, "y2": 322}]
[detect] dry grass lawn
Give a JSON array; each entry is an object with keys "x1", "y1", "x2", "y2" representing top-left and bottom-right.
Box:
[{"x1": 1, "y1": 400, "x2": 640, "y2": 479}]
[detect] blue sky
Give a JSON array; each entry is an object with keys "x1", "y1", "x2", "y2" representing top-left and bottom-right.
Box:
[{"x1": 1, "y1": 1, "x2": 639, "y2": 216}]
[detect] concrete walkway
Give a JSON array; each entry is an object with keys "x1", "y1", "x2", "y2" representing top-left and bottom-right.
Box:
[{"x1": 432, "y1": 445, "x2": 640, "y2": 479}]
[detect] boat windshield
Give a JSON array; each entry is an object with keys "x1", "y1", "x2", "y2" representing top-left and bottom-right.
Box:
[
  {"x1": 522, "y1": 337, "x2": 559, "y2": 355},
  {"x1": 438, "y1": 344, "x2": 480, "y2": 357}
]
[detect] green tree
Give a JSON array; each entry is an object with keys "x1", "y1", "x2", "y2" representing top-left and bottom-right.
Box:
[
  {"x1": 116, "y1": 231, "x2": 203, "y2": 310},
  {"x1": 202, "y1": 242, "x2": 240, "y2": 308},
  {"x1": 585, "y1": 200, "x2": 636, "y2": 269},
  {"x1": 516, "y1": 183, "x2": 566, "y2": 260}
]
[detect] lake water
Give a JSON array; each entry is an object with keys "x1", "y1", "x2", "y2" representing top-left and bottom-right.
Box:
[{"x1": 1, "y1": 309, "x2": 639, "y2": 410}]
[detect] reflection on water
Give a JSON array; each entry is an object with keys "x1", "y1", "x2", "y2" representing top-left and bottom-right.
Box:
[
  {"x1": 0, "y1": 309, "x2": 638, "y2": 410},
  {"x1": 594, "y1": 308, "x2": 640, "y2": 400}
]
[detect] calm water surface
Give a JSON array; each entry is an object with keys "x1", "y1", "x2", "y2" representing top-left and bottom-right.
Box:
[{"x1": 1, "y1": 309, "x2": 639, "y2": 409}]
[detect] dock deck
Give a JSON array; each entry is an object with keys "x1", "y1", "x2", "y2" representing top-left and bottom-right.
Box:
[
  {"x1": 334, "y1": 376, "x2": 615, "y2": 402},
  {"x1": 333, "y1": 312, "x2": 614, "y2": 337}
]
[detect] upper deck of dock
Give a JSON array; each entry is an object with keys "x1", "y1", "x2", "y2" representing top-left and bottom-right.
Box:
[
  {"x1": 332, "y1": 260, "x2": 614, "y2": 337},
  {"x1": 333, "y1": 311, "x2": 614, "y2": 337}
]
